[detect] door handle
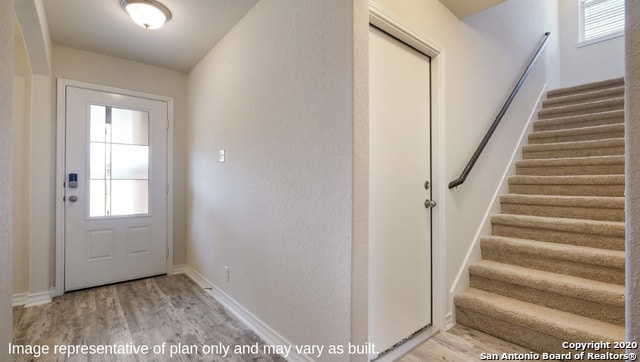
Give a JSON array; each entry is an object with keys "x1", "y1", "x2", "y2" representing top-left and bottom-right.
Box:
[
  {"x1": 69, "y1": 195, "x2": 78, "y2": 203},
  {"x1": 424, "y1": 199, "x2": 436, "y2": 208}
]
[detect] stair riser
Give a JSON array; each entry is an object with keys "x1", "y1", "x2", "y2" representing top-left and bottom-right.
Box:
[
  {"x1": 516, "y1": 164, "x2": 624, "y2": 176},
  {"x1": 480, "y1": 245, "x2": 625, "y2": 285},
  {"x1": 522, "y1": 146, "x2": 624, "y2": 159},
  {"x1": 455, "y1": 306, "x2": 620, "y2": 357},
  {"x1": 500, "y1": 203, "x2": 624, "y2": 222},
  {"x1": 491, "y1": 224, "x2": 624, "y2": 250},
  {"x1": 509, "y1": 183, "x2": 624, "y2": 197},
  {"x1": 534, "y1": 117, "x2": 624, "y2": 132},
  {"x1": 528, "y1": 131, "x2": 624, "y2": 144},
  {"x1": 469, "y1": 275, "x2": 624, "y2": 325}
]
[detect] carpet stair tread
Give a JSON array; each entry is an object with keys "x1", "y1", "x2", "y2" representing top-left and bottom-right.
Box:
[
  {"x1": 455, "y1": 288, "x2": 625, "y2": 342},
  {"x1": 546, "y1": 77, "x2": 624, "y2": 98},
  {"x1": 508, "y1": 174, "x2": 624, "y2": 185},
  {"x1": 481, "y1": 235, "x2": 625, "y2": 285},
  {"x1": 528, "y1": 123, "x2": 624, "y2": 144},
  {"x1": 469, "y1": 260, "x2": 624, "y2": 307},
  {"x1": 481, "y1": 235, "x2": 625, "y2": 269},
  {"x1": 499, "y1": 194, "x2": 624, "y2": 221},
  {"x1": 538, "y1": 97, "x2": 623, "y2": 119},
  {"x1": 533, "y1": 110, "x2": 624, "y2": 132},
  {"x1": 508, "y1": 174, "x2": 625, "y2": 196},
  {"x1": 515, "y1": 155, "x2": 624, "y2": 176},
  {"x1": 516, "y1": 155, "x2": 624, "y2": 168},
  {"x1": 523, "y1": 138, "x2": 624, "y2": 152},
  {"x1": 500, "y1": 193, "x2": 623, "y2": 213},
  {"x1": 509, "y1": 174, "x2": 623, "y2": 197},
  {"x1": 491, "y1": 214, "x2": 624, "y2": 250},
  {"x1": 542, "y1": 86, "x2": 624, "y2": 108},
  {"x1": 491, "y1": 214, "x2": 624, "y2": 236}
]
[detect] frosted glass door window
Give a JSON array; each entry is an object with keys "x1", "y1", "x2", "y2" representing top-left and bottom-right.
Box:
[{"x1": 89, "y1": 105, "x2": 150, "y2": 217}]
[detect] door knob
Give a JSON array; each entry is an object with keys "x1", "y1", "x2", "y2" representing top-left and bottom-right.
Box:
[
  {"x1": 69, "y1": 195, "x2": 78, "y2": 203},
  {"x1": 424, "y1": 199, "x2": 436, "y2": 208}
]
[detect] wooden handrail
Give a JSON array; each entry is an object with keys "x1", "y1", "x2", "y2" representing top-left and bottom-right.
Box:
[{"x1": 449, "y1": 32, "x2": 551, "y2": 189}]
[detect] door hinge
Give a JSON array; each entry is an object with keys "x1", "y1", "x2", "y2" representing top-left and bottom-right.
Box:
[
  {"x1": 166, "y1": 246, "x2": 169, "y2": 258},
  {"x1": 166, "y1": 119, "x2": 170, "y2": 130}
]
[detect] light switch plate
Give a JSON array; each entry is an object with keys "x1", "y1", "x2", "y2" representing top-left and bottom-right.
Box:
[{"x1": 219, "y1": 149, "x2": 225, "y2": 162}]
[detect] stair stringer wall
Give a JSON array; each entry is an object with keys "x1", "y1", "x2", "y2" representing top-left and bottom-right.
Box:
[
  {"x1": 626, "y1": 0, "x2": 640, "y2": 352},
  {"x1": 448, "y1": 84, "x2": 547, "y2": 328}
]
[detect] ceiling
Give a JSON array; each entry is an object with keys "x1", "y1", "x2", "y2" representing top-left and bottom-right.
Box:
[
  {"x1": 438, "y1": 0, "x2": 506, "y2": 19},
  {"x1": 41, "y1": 0, "x2": 506, "y2": 73},
  {"x1": 42, "y1": 0, "x2": 259, "y2": 73}
]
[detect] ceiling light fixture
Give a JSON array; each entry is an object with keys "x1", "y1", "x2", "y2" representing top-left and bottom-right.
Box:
[{"x1": 120, "y1": 0, "x2": 172, "y2": 30}]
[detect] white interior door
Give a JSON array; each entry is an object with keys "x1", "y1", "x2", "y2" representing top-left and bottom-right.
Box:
[
  {"x1": 64, "y1": 86, "x2": 168, "y2": 291},
  {"x1": 369, "y1": 26, "x2": 432, "y2": 355}
]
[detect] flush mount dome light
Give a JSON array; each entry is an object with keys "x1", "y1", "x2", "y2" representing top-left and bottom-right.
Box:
[{"x1": 120, "y1": 0, "x2": 172, "y2": 29}]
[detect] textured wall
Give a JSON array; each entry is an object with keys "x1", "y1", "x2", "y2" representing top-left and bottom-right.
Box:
[
  {"x1": 12, "y1": 24, "x2": 32, "y2": 296},
  {"x1": 625, "y1": 0, "x2": 640, "y2": 352},
  {"x1": 558, "y1": 0, "x2": 625, "y2": 87},
  {"x1": 27, "y1": 73, "x2": 53, "y2": 294},
  {"x1": 0, "y1": 0, "x2": 15, "y2": 358},
  {"x1": 187, "y1": 0, "x2": 353, "y2": 359}
]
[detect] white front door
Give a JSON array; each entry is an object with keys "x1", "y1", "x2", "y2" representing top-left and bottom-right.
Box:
[
  {"x1": 369, "y1": 25, "x2": 433, "y2": 354},
  {"x1": 64, "y1": 86, "x2": 168, "y2": 291}
]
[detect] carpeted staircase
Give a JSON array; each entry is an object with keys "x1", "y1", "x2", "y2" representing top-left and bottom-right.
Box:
[{"x1": 454, "y1": 77, "x2": 626, "y2": 355}]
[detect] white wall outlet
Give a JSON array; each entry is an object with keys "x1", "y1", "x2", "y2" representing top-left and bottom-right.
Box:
[
  {"x1": 224, "y1": 265, "x2": 229, "y2": 283},
  {"x1": 219, "y1": 149, "x2": 225, "y2": 162}
]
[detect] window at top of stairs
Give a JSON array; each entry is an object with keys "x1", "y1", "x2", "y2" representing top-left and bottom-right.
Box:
[{"x1": 578, "y1": 0, "x2": 625, "y2": 46}]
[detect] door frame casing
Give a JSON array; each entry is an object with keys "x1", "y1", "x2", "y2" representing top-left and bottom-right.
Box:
[
  {"x1": 368, "y1": 0, "x2": 448, "y2": 341},
  {"x1": 54, "y1": 78, "x2": 174, "y2": 296}
]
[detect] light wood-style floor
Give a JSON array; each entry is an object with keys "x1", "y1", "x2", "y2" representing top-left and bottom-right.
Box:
[
  {"x1": 12, "y1": 274, "x2": 286, "y2": 361},
  {"x1": 400, "y1": 324, "x2": 534, "y2": 361},
  {"x1": 13, "y1": 274, "x2": 532, "y2": 361}
]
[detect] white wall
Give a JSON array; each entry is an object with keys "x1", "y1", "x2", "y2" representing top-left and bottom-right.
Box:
[
  {"x1": 625, "y1": 0, "x2": 640, "y2": 352},
  {"x1": 0, "y1": 0, "x2": 15, "y2": 358},
  {"x1": 368, "y1": 0, "x2": 560, "y2": 325},
  {"x1": 13, "y1": 23, "x2": 32, "y2": 298},
  {"x1": 558, "y1": 0, "x2": 625, "y2": 87},
  {"x1": 187, "y1": 0, "x2": 354, "y2": 359}
]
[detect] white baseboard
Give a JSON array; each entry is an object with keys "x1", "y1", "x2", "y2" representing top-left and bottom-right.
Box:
[
  {"x1": 176, "y1": 265, "x2": 311, "y2": 362},
  {"x1": 172, "y1": 264, "x2": 189, "y2": 275},
  {"x1": 448, "y1": 84, "x2": 548, "y2": 315},
  {"x1": 14, "y1": 289, "x2": 54, "y2": 307},
  {"x1": 25, "y1": 291, "x2": 53, "y2": 307},
  {"x1": 12, "y1": 293, "x2": 28, "y2": 307},
  {"x1": 445, "y1": 312, "x2": 454, "y2": 330}
]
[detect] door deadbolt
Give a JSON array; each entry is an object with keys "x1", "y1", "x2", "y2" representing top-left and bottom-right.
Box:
[
  {"x1": 424, "y1": 199, "x2": 436, "y2": 208},
  {"x1": 424, "y1": 181, "x2": 430, "y2": 190}
]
